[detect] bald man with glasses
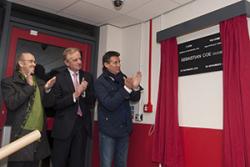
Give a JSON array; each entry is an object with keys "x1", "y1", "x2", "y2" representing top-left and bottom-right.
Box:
[{"x1": 1, "y1": 52, "x2": 56, "y2": 167}]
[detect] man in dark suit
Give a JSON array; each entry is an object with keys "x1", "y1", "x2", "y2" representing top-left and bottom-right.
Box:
[
  {"x1": 1, "y1": 52, "x2": 56, "y2": 167},
  {"x1": 51, "y1": 47, "x2": 95, "y2": 167}
]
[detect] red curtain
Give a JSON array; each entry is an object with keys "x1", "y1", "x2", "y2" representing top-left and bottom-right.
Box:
[
  {"x1": 152, "y1": 38, "x2": 184, "y2": 167},
  {"x1": 220, "y1": 15, "x2": 250, "y2": 167},
  {"x1": 81, "y1": 44, "x2": 92, "y2": 71}
]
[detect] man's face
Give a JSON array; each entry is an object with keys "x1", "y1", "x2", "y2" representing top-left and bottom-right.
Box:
[
  {"x1": 18, "y1": 53, "x2": 36, "y2": 75},
  {"x1": 64, "y1": 51, "x2": 82, "y2": 72},
  {"x1": 105, "y1": 56, "x2": 121, "y2": 75}
]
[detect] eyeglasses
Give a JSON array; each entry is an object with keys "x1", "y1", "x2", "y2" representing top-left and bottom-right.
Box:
[
  {"x1": 109, "y1": 60, "x2": 121, "y2": 66},
  {"x1": 21, "y1": 59, "x2": 36, "y2": 64}
]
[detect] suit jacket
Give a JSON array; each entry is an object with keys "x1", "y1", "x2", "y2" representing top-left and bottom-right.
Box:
[
  {"x1": 1, "y1": 71, "x2": 52, "y2": 161},
  {"x1": 51, "y1": 69, "x2": 95, "y2": 140}
]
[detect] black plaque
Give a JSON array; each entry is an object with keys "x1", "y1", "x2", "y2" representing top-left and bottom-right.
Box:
[{"x1": 178, "y1": 33, "x2": 222, "y2": 76}]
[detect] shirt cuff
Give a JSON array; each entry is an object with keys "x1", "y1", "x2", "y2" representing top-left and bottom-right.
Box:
[
  {"x1": 133, "y1": 87, "x2": 140, "y2": 91},
  {"x1": 73, "y1": 94, "x2": 77, "y2": 102},
  {"x1": 124, "y1": 85, "x2": 132, "y2": 93},
  {"x1": 45, "y1": 89, "x2": 51, "y2": 93}
]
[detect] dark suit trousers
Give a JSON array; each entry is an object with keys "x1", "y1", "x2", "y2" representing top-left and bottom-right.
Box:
[
  {"x1": 8, "y1": 161, "x2": 39, "y2": 167},
  {"x1": 52, "y1": 117, "x2": 87, "y2": 167}
]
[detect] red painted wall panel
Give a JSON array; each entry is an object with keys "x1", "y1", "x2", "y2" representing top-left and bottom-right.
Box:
[
  {"x1": 92, "y1": 123, "x2": 223, "y2": 167},
  {"x1": 92, "y1": 122, "x2": 157, "y2": 167},
  {"x1": 181, "y1": 127, "x2": 222, "y2": 167}
]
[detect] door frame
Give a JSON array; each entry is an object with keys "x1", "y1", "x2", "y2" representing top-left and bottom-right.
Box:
[
  {"x1": 5, "y1": 26, "x2": 92, "y2": 77},
  {"x1": 1, "y1": 26, "x2": 92, "y2": 127}
]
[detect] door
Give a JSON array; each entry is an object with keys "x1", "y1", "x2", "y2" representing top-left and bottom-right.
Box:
[{"x1": 0, "y1": 26, "x2": 92, "y2": 127}]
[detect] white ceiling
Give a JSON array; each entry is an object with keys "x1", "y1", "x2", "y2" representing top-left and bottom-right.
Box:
[{"x1": 7, "y1": 0, "x2": 194, "y2": 28}]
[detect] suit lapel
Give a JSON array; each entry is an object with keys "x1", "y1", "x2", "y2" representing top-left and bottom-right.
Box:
[
  {"x1": 79, "y1": 70, "x2": 85, "y2": 83},
  {"x1": 64, "y1": 69, "x2": 75, "y2": 92}
]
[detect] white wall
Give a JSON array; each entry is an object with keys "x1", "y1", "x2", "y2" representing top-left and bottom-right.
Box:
[
  {"x1": 161, "y1": 0, "x2": 242, "y2": 30},
  {"x1": 177, "y1": 25, "x2": 223, "y2": 130},
  {"x1": 121, "y1": 24, "x2": 141, "y2": 76},
  {"x1": 97, "y1": 0, "x2": 243, "y2": 126},
  {"x1": 97, "y1": 25, "x2": 122, "y2": 77},
  {"x1": 121, "y1": 24, "x2": 148, "y2": 123}
]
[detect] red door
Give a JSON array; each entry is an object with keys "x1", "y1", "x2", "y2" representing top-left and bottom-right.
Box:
[{"x1": 0, "y1": 26, "x2": 92, "y2": 127}]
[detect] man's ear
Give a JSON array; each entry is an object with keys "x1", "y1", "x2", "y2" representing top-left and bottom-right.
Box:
[
  {"x1": 64, "y1": 60, "x2": 69, "y2": 67},
  {"x1": 18, "y1": 61, "x2": 23, "y2": 67},
  {"x1": 104, "y1": 62, "x2": 109, "y2": 69}
]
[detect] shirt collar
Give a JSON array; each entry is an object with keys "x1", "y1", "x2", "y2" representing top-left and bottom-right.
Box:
[{"x1": 67, "y1": 68, "x2": 79, "y2": 76}]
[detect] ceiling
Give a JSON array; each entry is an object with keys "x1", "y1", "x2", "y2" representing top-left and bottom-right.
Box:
[{"x1": 7, "y1": 0, "x2": 194, "y2": 28}]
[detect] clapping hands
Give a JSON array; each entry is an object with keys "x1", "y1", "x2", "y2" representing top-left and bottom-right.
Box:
[
  {"x1": 74, "y1": 79, "x2": 88, "y2": 98},
  {"x1": 44, "y1": 76, "x2": 56, "y2": 91},
  {"x1": 124, "y1": 71, "x2": 142, "y2": 90},
  {"x1": 26, "y1": 74, "x2": 34, "y2": 86},
  {"x1": 132, "y1": 71, "x2": 142, "y2": 89}
]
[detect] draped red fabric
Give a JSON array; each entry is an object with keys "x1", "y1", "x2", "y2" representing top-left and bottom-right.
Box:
[
  {"x1": 152, "y1": 38, "x2": 184, "y2": 167},
  {"x1": 220, "y1": 15, "x2": 250, "y2": 167},
  {"x1": 81, "y1": 43, "x2": 92, "y2": 71}
]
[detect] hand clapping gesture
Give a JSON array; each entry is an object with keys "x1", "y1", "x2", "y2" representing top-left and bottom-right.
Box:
[
  {"x1": 74, "y1": 79, "x2": 88, "y2": 98},
  {"x1": 26, "y1": 74, "x2": 34, "y2": 86},
  {"x1": 132, "y1": 71, "x2": 142, "y2": 89},
  {"x1": 124, "y1": 71, "x2": 142, "y2": 90},
  {"x1": 44, "y1": 76, "x2": 56, "y2": 91}
]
